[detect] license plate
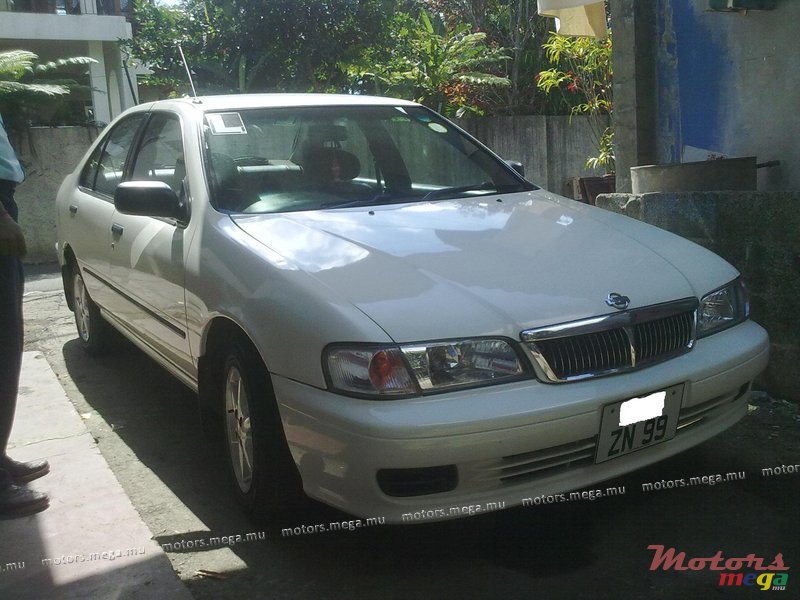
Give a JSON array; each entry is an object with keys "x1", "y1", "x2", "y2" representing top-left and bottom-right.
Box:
[{"x1": 595, "y1": 384, "x2": 683, "y2": 463}]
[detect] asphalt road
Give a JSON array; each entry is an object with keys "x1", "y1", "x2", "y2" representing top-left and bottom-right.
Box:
[{"x1": 21, "y1": 265, "x2": 800, "y2": 600}]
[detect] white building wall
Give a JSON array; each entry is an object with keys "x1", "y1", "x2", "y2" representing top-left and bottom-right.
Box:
[
  {"x1": 0, "y1": 11, "x2": 134, "y2": 124},
  {"x1": 0, "y1": 13, "x2": 131, "y2": 42}
]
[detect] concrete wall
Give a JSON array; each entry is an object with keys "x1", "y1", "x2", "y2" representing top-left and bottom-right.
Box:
[
  {"x1": 596, "y1": 191, "x2": 800, "y2": 402},
  {"x1": 459, "y1": 114, "x2": 606, "y2": 198},
  {"x1": 608, "y1": 0, "x2": 658, "y2": 194},
  {"x1": 15, "y1": 126, "x2": 100, "y2": 263}
]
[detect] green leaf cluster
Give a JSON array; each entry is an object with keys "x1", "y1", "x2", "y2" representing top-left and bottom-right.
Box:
[
  {"x1": 424, "y1": 0, "x2": 563, "y2": 115},
  {"x1": 536, "y1": 31, "x2": 614, "y2": 171},
  {"x1": 0, "y1": 50, "x2": 97, "y2": 134},
  {"x1": 124, "y1": 0, "x2": 598, "y2": 119},
  {"x1": 124, "y1": 0, "x2": 404, "y2": 95},
  {"x1": 344, "y1": 10, "x2": 510, "y2": 117}
]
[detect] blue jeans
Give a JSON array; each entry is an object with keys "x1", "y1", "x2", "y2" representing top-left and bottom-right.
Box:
[{"x1": 0, "y1": 180, "x2": 23, "y2": 491}]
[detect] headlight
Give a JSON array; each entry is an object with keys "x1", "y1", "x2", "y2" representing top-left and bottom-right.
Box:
[
  {"x1": 326, "y1": 346, "x2": 418, "y2": 398},
  {"x1": 696, "y1": 278, "x2": 749, "y2": 338},
  {"x1": 325, "y1": 338, "x2": 528, "y2": 399}
]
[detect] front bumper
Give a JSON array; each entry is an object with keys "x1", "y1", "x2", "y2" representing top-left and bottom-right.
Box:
[{"x1": 272, "y1": 320, "x2": 769, "y2": 523}]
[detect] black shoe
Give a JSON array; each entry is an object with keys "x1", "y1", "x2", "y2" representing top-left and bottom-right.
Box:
[
  {"x1": 0, "y1": 483, "x2": 49, "y2": 518},
  {"x1": 0, "y1": 456, "x2": 50, "y2": 484}
]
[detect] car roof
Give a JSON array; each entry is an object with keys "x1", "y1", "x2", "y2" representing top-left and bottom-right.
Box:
[{"x1": 136, "y1": 93, "x2": 421, "y2": 114}]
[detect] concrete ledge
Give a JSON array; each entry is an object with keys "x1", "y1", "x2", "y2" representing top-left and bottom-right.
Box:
[
  {"x1": 0, "y1": 13, "x2": 132, "y2": 42},
  {"x1": 596, "y1": 191, "x2": 800, "y2": 402}
]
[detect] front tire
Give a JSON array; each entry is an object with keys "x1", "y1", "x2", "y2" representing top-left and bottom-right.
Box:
[
  {"x1": 71, "y1": 266, "x2": 109, "y2": 354},
  {"x1": 219, "y1": 339, "x2": 303, "y2": 520}
]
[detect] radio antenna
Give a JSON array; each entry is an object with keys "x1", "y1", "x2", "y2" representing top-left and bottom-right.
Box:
[{"x1": 176, "y1": 43, "x2": 198, "y2": 98}]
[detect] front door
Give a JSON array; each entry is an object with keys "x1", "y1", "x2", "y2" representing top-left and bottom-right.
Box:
[{"x1": 107, "y1": 111, "x2": 193, "y2": 378}]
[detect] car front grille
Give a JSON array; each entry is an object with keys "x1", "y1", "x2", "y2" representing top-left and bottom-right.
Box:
[{"x1": 522, "y1": 299, "x2": 698, "y2": 383}]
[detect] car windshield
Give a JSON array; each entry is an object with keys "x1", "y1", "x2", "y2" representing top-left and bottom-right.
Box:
[{"x1": 203, "y1": 105, "x2": 533, "y2": 213}]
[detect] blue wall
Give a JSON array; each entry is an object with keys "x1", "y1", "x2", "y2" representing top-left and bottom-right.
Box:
[{"x1": 652, "y1": 0, "x2": 799, "y2": 189}]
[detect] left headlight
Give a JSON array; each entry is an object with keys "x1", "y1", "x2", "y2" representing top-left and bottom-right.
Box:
[
  {"x1": 696, "y1": 278, "x2": 750, "y2": 338},
  {"x1": 324, "y1": 338, "x2": 529, "y2": 399}
]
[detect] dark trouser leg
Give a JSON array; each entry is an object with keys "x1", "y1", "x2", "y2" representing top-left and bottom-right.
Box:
[{"x1": 0, "y1": 186, "x2": 24, "y2": 484}]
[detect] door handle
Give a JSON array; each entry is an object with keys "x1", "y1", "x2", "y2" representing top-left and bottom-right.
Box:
[
  {"x1": 69, "y1": 204, "x2": 78, "y2": 214},
  {"x1": 111, "y1": 223, "x2": 124, "y2": 236}
]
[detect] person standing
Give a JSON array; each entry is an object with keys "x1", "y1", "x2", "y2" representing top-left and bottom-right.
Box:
[{"x1": 0, "y1": 113, "x2": 50, "y2": 517}]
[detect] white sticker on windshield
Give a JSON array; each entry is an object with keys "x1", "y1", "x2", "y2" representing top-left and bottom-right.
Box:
[
  {"x1": 428, "y1": 123, "x2": 448, "y2": 133},
  {"x1": 207, "y1": 112, "x2": 247, "y2": 135}
]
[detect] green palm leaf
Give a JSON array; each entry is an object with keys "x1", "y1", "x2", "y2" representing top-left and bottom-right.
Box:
[
  {"x1": 0, "y1": 50, "x2": 37, "y2": 81},
  {"x1": 0, "y1": 81, "x2": 70, "y2": 96}
]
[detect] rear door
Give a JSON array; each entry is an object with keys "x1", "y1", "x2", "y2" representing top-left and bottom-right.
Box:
[{"x1": 64, "y1": 113, "x2": 147, "y2": 311}]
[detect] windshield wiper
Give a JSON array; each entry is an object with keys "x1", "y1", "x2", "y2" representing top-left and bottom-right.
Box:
[
  {"x1": 320, "y1": 192, "x2": 398, "y2": 210},
  {"x1": 421, "y1": 181, "x2": 496, "y2": 202},
  {"x1": 321, "y1": 181, "x2": 503, "y2": 210}
]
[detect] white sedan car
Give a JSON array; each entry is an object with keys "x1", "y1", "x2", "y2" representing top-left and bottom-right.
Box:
[{"x1": 55, "y1": 94, "x2": 769, "y2": 523}]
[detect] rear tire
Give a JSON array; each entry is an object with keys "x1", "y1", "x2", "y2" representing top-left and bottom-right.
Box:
[
  {"x1": 217, "y1": 338, "x2": 304, "y2": 521},
  {"x1": 71, "y1": 265, "x2": 109, "y2": 355}
]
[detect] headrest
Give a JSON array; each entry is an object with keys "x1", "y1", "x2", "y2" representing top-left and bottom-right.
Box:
[{"x1": 304, "y1": 148, "x2": 360, "y2": 182}]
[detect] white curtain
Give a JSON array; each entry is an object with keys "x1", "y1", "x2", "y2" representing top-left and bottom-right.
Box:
[{"x1": 537, "y1": 0, "x2": 608, "y2": 38}]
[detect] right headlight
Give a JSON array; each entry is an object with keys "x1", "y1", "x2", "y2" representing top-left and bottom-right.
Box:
[
  {"x1": 324, "y1": 338, "x2": 529, "y2": 399},
  {"x1": 696, "y1": 277, "x2": 750, "y2": 338}
]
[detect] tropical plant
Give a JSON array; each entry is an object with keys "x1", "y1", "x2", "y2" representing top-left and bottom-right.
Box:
[
  {"x1": 123, "y1": 0, "x2": 406, "y2": 96},
  {"x1": 424, "y1": 0, "x2": 560, "y2": 115},
  {"x1": 121, "y1": 0, "x2": 225, "y2": 96},
  {"x1": 0, "y1": 49, "x2": 97, "y2": 134},
  {"x1": 536, "y1": 31, "x2": 614, "y2": 171},
  {"x1": 346, "y1": 10, "x2": 510, "y2": 117}
]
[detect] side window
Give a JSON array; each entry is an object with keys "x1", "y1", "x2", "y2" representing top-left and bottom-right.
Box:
[
  {"x1": 78, "y1": 143, "x2": 103, "y2": 190},
  {"x1": 93, "y1": 114, "x2": 146, "y2": 197},
  {"x1": 129, "y1": 113, "x2": 185, "y2": 194}
]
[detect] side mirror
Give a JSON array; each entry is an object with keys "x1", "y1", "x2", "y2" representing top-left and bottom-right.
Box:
[
  {"x1": 114, "y1": 181, "x2": 187, "y2": 222},
  {"x1": 505, "y1": 160, "x2": 525, "y2": 178}
]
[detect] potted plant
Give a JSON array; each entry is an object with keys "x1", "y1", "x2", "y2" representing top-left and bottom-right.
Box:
[{"x1": 536, "y1": 29, "x2": 614, "y2": 203}]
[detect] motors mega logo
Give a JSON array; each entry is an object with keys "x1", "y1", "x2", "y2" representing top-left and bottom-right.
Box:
[{"x1": 647, "y1": 545, "x2": 790, "y2": 591}]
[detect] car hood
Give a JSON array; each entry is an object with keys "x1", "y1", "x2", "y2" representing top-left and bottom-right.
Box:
[{"x1": 231, "y1": 190, "x2": 737, "y2": 343}]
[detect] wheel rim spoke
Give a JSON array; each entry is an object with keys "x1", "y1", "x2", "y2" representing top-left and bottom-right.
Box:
[
  {"x1": 225, "y1": 365, "x2": 254, "y2": 493},
  {"x1": 74, "y1": 275, "x2": 90, "y2": 341}
]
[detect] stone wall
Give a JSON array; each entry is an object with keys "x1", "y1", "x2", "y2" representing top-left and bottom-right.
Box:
[
  {"x1": 597, "y1": 191, "x2": 800, "y2": 402},
  {"x1": 15, "y1": 125, "x2": 101, "y2": 263}
]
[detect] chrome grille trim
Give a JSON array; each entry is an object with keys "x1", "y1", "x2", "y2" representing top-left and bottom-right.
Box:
[
  {"x1": 486, "y1": 438, "x2": 597, "y2": 485},
  {"x1": 677, "y1": 383, "x2": 749, "y2": 431},
  {"x1": 522, "y1": 298, "x2": 698, "y2": 383}
]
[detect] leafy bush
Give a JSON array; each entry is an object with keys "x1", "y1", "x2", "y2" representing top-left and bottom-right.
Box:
[{"x1": 536, "y1": 31, "x2": 614, "y2": 172}]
